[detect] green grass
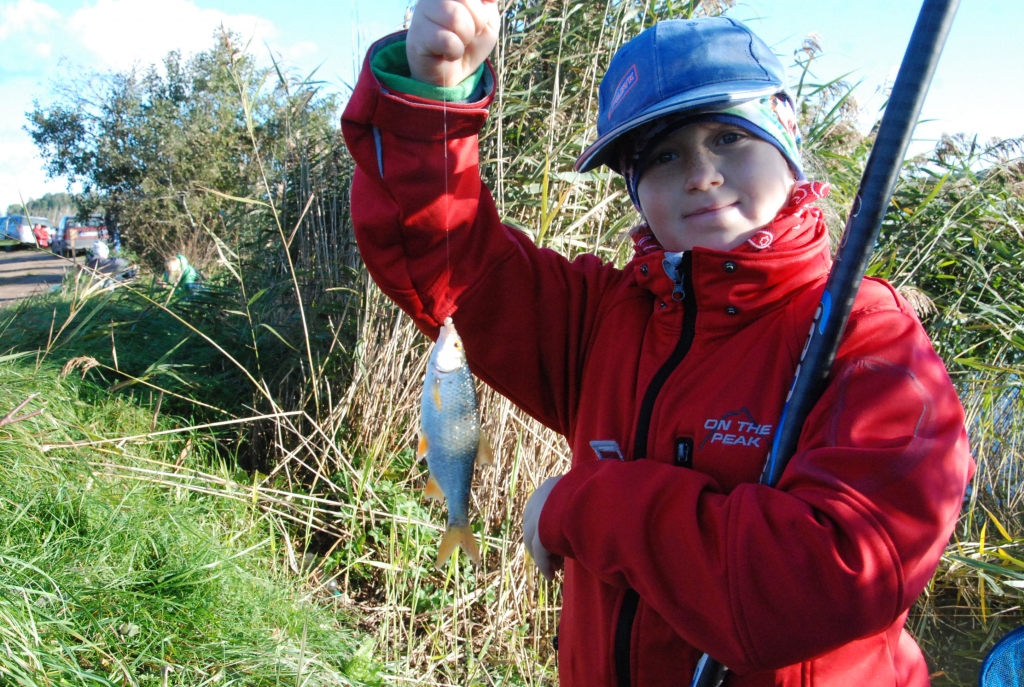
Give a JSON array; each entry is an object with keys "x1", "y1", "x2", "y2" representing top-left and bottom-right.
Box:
[{"x1": 0, "y1": 357, "x2": 379, "y2": 686}]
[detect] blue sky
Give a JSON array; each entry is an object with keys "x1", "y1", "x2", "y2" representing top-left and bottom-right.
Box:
[{"x1": 1, "y1": 0, "x2": 1020, "y2": 211}]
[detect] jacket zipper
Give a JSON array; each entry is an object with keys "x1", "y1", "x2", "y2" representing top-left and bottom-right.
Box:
[
  {"x1": 632, "y1": 252, "x2": 697, "y2": 459},
  {"x1": 615, "y1": 252, "x2": 698, "y2": 687}
]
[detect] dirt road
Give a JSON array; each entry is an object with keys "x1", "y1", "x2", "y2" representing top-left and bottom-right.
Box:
[{"x1": 0, "y1": 249, "x2": 70, "y2": 308}]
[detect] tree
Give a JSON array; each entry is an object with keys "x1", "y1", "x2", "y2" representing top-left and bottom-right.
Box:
[
  {"x1": 6, "y1": 192, "x2": 76, "y2": 223},
  {"x1": 27, "y1": 29, "x2": 342, "y2": 271}
]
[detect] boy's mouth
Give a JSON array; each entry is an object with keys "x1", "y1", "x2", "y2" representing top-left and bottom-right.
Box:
[{"x1": 686, "y1": 202, "x2": 735, "y2": 218}]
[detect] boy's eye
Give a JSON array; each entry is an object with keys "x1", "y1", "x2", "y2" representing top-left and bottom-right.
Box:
[
  {"x1": 650, "y1": 150, "x2": 677, "y2": 166},
  {"x1": 717, "y1": 131, "x2": 745, "y2": 145}
]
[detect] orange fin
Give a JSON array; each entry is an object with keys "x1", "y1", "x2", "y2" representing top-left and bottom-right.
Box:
[
  {"x1": 476, "y1": 432, "x2": 494, "y2": 467},
  {"x1": 435, "y1": 524, "x2": 481, "y2": 569},
  {"x1": 424, "y1": 474, "x2": 445, "y2": 502},
  {"x1": 432, "y1": 378, "x2": 442, "y2": 410},
  {"x1": 416, "y1": 432, "x2": 429, "y2": 461}
]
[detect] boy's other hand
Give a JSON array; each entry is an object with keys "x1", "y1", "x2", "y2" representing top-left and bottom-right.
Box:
[
  {"x1": 523, "y1": 475, "x2": 563, "y2": 581},
  {"x1": 407, "y1": 0, "x2": 499, "y2": 87}
]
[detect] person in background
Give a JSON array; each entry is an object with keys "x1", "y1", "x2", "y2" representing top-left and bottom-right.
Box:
[
  {"x1": 160, "y1": 254, "x2": 201, "y2": 293},
  {"x1": 92, "y1": 239, "x2": 109, "y2": 261},
  {"x1": 32, "y1": 223, "x2": 49, "y2": 248},
  {"x1": 85, "y1": 239, "x2": 129, "y2": 275}
]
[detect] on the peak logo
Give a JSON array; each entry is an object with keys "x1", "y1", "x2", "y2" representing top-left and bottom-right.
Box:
[{"x1": 700, "y1": 408, "x2": 773, "y2": 449}]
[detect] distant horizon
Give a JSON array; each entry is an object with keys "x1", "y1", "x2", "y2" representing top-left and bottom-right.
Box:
[
  {"x1": 2, "y1": 0, "x2": 1020, "y2": 210},
  {"x1": 4, "y1": 190, "x2": 76, "y2": 224}
]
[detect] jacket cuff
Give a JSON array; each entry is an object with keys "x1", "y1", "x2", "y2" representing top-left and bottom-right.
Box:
[
  {"x1": 538, "y1": 460, "x2": 607, "y2": 559},
  {"x1": 343, "y1": 31, "x2": 495, "y2": 142},
  {"x1": 371, "y1": 38, "x2": 487, "y2": 103}
]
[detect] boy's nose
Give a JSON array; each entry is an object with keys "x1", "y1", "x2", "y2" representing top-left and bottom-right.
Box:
[{"x1": 683, "y1": 152, "x2": 723, "y2": 192}]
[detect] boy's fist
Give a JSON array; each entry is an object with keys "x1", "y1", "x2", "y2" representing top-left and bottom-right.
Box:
[{"x1": 406, "y1": 0, "x2": 500, "y2": 87}]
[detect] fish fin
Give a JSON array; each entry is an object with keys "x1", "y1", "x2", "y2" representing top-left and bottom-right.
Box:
[
  {"x1": 424, "y1": 474, "x2": 445, "y2": 502},
  {"x1": 435, "y1": 524, "x2": 481, "y2": 569},
  {"x1": 432, "y1": 377, "x2": 442, "y2": 410},
  {"x1": 475, "y1": 432, "x2": 494, "y2": 467},
  {"x1": 416, "y1": 433, "x2": 428, "y2": 461}
]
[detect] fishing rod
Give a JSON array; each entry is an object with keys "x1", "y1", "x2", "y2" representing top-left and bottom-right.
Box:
[{"x1": 690, "y1": 0, "x2": 961, "y2": 685}]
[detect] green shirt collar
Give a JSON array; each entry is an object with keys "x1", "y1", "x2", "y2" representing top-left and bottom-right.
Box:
[{"x1": 370, "y1": 39, "x2": 485, "y2": 102}]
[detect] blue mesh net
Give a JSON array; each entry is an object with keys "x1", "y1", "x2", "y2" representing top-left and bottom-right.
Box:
[{"x1": 981, "y1": 625, "x2": 1024, "y2": 687}]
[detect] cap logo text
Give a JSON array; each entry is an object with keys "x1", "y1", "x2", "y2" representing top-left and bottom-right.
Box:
[{"x1": 608, "y1": 65, "x2": 639, "y2": 119}]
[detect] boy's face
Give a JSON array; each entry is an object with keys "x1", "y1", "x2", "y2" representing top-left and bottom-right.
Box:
[{"x1": 636, "y1": 121, "x2": 795, "y2": 252}]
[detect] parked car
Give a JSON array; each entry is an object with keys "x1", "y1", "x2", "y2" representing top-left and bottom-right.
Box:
[
  {"x1": 1, "y1": 215, "x2": 51, "y2": 248},
  {"x1": 53, "y1": 215, "x2": 108, "y2": 256}
]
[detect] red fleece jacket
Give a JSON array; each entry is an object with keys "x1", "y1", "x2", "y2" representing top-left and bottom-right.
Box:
[{"x1": 342, "y1": 31, "x2": 973, "y2": 687}]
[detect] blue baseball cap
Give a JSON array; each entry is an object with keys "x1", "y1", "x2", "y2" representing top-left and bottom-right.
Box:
[{"x1": 575, "y1": 17, "x2": 788, "y2": 173}]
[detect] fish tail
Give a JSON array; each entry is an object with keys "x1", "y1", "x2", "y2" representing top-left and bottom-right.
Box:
[{"x1": 435, "y1": 524, "x2": 481, "y2": 569}]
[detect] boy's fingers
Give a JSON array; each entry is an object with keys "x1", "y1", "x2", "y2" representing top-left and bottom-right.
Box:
[
  {"x1": 418, "y1": 1, "x2": 479, "y2": 54},
  {"x1": 412, "y1": 27, "x2": 466, "y2": 67},
  {"x1": 523, "y1": 512, "x2": 547, "y2": 579},
  {"x1": 431, "y1": 0, "x2": 499, "y2": 39},
  {"x1": 462, "y1": 0, "x2": 501, "y2": 37},
  {"x1": 531, "y1": 531, "x2": 555, "y2": 581},
  {"x1": 409, "y1": 19, "x2": 465, "y2": 65},
  {"x1": 535, "y1": 558, "x2": 554, "y2": 581}
]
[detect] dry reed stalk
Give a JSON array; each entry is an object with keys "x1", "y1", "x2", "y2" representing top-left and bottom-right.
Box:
[{"x1": 325, "y1": 279, "x2": 571, "y2": 680}]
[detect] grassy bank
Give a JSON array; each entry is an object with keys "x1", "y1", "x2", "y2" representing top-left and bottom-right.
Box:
[
  {"x1": 3, "y1": 258, "x2": 1016, "y2": 687},
  {"x1": 0, "y1": 355, "x2": 379, "y2": 686}
]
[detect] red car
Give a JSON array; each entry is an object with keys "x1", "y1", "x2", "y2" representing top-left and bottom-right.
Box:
[{"x1": 54, "y1": 216, "x2": 108, "y2": 256}]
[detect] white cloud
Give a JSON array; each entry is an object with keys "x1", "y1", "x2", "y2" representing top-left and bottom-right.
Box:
[
  {"x1": 0, "y1": 0, "x2": 61, "y2": 77},
  {"x1": 0, "y1": 0, "x2": 322, "y2": 76},
  {"x1": 0, "y1": 0, "x2": 59, "y2": 40},
  {"x1": 279, "y1": 40, "x2": 319, "y2": 64},
  {"x1": 67, "y1": 0, "x2": 282, "y2": 71}
]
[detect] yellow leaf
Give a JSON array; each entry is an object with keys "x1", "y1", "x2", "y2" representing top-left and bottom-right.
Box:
[
  {"x1": 995, "y1": 549, "x2": 1024, "y2": 569},
  {"x1": 980, "y1": 575, "x2": 988, "y2": 622},
  {"x1": 987, "y1": 509, "x2": 1014, "y2": 542}
]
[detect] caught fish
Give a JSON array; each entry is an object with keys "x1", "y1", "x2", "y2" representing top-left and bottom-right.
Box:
[{"x1": 419, "y1": 316, "x2": 492, "y2": 569}]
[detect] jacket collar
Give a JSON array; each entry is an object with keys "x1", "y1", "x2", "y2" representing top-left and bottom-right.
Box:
[{"x1": 631, "y1": 181, "x2": 833, "y2": 331}]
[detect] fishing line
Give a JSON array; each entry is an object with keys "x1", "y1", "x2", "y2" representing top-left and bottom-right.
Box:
[{"x1": 442, "y1": 61, "x2": 451, "y2": 302}]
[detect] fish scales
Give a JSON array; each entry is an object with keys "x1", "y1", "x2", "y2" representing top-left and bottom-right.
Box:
[
  {"x1": 421, "y1": 351, "x2": 479, "y2": 523},
  {"x1": 419, "y1": 317, "x2": 491, "y2": 568}
]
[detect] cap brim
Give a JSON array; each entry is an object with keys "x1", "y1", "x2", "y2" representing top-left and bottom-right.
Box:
[{"x1": 574, "y1": 81, "x2": 782, "y2": 173}]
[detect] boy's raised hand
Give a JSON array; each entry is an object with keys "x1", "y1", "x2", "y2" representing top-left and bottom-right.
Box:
[{"x1": 406, "y1": 0, "x2": 500, "y2": 87}]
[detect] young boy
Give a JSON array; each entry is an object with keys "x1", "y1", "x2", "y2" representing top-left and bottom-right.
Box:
[
  {"x1": 159, "y1": 254, "x2": 200, "y2": 293},
  {"x1": 342, "y1": 3, "x2": 973, "y2": 685}
]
